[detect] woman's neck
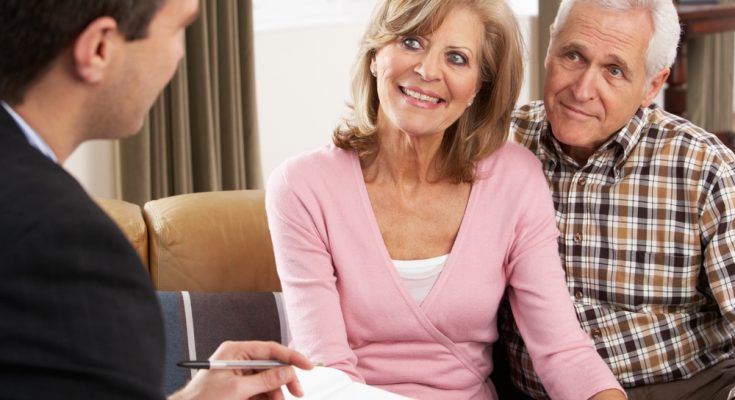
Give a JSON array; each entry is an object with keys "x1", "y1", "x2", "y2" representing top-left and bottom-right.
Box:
[{"x1": 364, "y1": 117, "x2": 446, "y2": 185}]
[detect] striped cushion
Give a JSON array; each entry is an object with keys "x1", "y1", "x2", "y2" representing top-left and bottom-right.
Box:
[{"x1": 156, "y1": 291, "x2": 290, "y2": 395}]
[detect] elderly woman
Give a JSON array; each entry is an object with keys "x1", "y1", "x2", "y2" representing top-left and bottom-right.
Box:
[{"x1": 265, "y1": 0, "x2": 625, "y2": 399}]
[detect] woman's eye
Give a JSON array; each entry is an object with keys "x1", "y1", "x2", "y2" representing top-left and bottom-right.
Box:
[
  {"x1": 448, "y1": 53, "x2": 467, "y2": 65},
  {"x1": 401, "y1": 37, "x2": 422, "y2": 50}
]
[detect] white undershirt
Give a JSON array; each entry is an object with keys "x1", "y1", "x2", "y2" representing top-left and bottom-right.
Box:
[{"x1": 392, "y1": 254, "x2": 448, "y2": 304}]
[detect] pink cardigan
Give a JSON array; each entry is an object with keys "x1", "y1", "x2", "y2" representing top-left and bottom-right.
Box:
[{"x1": 266, "y1": 143, "x2": 623, "y2": 399}]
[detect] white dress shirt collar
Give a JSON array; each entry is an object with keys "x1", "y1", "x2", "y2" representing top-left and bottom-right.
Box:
[{"x1": 1, "y1": 101, "x2": 58, "y2": 163}]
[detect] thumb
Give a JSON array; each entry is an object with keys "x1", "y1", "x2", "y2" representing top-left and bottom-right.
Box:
[{"x1": 239, "y1": 367, "x2": 298, "y2": 397}]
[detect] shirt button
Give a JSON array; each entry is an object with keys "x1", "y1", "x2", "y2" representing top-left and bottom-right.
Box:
[
  {"x1": 573, "y1": 232, "x2": 582, "y2": 243},
  {"x1": 578, "y1": 176, "x2": 587, "y2": 186},
  {"x1": 575, "y1": 291, "x2": 583, "y2": 300},
  {"x1": 591, "y1": 328, "x2": 602, "y2": 340}
]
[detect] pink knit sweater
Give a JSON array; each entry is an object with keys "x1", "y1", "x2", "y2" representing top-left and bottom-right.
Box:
[{"x1": 266, "y1": 143, "x2": 623, "y2": 399}]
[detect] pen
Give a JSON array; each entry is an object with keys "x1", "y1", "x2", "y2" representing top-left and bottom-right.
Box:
[{"x1": 177, "y1": 360, "x2": 289, "y2": 370}]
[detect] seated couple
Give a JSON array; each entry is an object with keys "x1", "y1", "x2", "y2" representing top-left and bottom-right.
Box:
[
  {"x1": 2, "y1": 0, "x2": 732, "y2": 399},
  {"x1": 266, "y1": 0, "x2": 735, "y2": 399}
]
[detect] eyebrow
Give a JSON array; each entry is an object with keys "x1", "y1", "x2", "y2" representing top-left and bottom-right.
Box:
[
  {"x1": 446, "y1": 45, "x2": 474, "y2": 58},
  {"x1": 419, "y1": 31, "x2": 476, "y2": 59},
  {"x1": 559, "y1": 42, "x2": 632, "y2": 76}
]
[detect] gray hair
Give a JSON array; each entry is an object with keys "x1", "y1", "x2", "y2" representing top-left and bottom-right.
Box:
[{"x1": 551, "y1": 0, "x2": 680, "y2": 81}]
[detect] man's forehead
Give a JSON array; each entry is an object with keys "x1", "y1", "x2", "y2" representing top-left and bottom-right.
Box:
[{"x1": 554, "y1": 6, "x2": 650, "y2": 66}]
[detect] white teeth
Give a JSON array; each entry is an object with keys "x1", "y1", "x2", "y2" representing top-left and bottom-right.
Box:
[{"x1": 401, "y1": 87, "x2": 441, "y2": 104}]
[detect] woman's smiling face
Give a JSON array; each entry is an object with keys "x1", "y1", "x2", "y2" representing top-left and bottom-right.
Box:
[{"x1": 371, "y1": 5, "x2": 482, "y2": 139}]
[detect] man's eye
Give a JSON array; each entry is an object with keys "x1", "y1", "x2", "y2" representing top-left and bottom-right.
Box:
[
  {"x1": 566, "y1": 52, "x2": 580, "y2": 61},
  {"x1": 448, "y1": 52, "x2": 467, "y2": 65},
  {"x1": 402, "y1": 37, "x2": 422, "y2": 50},
  {"x1": 609, "y1": 66, "x2": 623, "y2": 77}
]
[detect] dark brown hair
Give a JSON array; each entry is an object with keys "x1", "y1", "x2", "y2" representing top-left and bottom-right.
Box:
[{"x1": 0, "y1": 0, "x2": 165, "y2": 104}]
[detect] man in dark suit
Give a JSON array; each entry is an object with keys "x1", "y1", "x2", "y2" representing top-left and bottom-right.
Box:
[{"x1": 0, "y1": 1, "x2": 311, "y2": 399}]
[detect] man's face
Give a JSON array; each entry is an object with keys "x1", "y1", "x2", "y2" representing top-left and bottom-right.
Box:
[
  {"x1": 98, "y1": 0, "x2": 200, "y2": 138},
  {"x1": 543, "y1": 3, "x2": 660, "y2": 163}
]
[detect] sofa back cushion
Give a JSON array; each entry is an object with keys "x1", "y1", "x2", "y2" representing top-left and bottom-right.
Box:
[
  {"x1": 157, "y1": 291, "x2": 290, "y2": 395},
  {"x1": 144, "y1": 190, "x2": 281, "y2": 292},
  {"x1": 95, "y1": 197, "x2": 148, "y2": 269}
]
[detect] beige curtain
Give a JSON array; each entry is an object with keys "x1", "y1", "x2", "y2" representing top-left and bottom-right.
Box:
[
  {"x1": 687, "y1": 0, "x2": 735, "y2": 132},
  {"x1": 537, "y1": 0, "x2": 561, "y2": 97},
  {"x1": 116, "y1": 0, "x2": 262, "y2": 205}
]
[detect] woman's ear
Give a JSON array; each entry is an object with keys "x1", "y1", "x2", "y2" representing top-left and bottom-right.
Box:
[
  {"x1": 72, "y1": 17, "x2": 120, "y2": 83},
  {"x1": 370, "y1": 55, "x2": 377, "y2": 77}
]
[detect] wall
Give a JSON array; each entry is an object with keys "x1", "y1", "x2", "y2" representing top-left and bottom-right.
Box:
[
  {"x1": 253, "y1": 23, "x2": 362, "y2": 183},
  {"x1": 64, "y1": 139, "x2": 117, "y2": 198}
]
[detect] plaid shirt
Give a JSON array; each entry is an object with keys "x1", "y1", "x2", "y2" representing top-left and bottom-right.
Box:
[{"x1": 500, "y1": 101, "x2": 735, "y2": 397}]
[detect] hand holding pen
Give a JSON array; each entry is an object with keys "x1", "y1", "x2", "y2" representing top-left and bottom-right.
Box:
[{"x1": 167, "y1": 341, "x2": 314, "y2": 400}]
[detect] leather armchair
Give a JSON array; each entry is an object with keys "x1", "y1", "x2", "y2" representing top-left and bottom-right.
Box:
[
  {"x1": 95, "y1": 196, "x2": 149, "y2": 269},
  {"x1": 97, "y1": 190, "x2": 289, "y2": 395},
  {"x1": 97, "y1": 190, "x2": 281, "y2": 292}
]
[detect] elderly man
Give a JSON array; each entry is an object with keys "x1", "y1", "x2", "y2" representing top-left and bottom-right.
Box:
[
  {"x1": 0, "y1": 1, "x2": 310, "y2": 399},
  {"x1": 500, "y1": 0, "x2": 735, "y2": 399}
]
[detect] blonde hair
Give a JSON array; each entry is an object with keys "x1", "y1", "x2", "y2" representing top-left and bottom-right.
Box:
[{"x1": 333, "y1": 0, "x2": 524, "y2": 183}]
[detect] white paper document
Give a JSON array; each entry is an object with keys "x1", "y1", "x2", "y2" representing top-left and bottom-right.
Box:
[{"x1": 283, "y1": 366, "x2": 412, "y2": 399}]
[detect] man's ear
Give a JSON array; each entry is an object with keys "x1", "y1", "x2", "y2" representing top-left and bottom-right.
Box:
[
  {"x1": 641, "y1": 67, "x2": 670, "y2": 107},
  {"x1": 72, "y1": 17, "x2": 120, "y2": 84}
]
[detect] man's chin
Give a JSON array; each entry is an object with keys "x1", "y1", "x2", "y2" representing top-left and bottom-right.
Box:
[
  {"x1": 550, "y1": 121, "x2": 588, "y2": 144},
  {"x1": 93, "y1": 120, "x2": 145, "y2": 141},
  {"x1": 117, "y1": 116, "x2": 147, "y2": 139},
  {"x1": 551, "y1": 129, "x2": 595, "y2": 148}
]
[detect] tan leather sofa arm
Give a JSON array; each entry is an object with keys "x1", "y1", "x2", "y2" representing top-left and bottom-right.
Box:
[
  {"x1": 95, "y1": 197, "x2": 149, "y2": 269},
  {"x1": 144, "y1": 190, "x2": 281, "y2": 292}
]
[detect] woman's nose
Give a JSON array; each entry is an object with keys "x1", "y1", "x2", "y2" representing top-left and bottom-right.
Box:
[{"x1": 414, "y1": 53, "x2": 441, "y2": 81}]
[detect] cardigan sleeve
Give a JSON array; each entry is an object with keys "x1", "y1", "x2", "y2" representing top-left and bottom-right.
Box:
[
  {"x1": 504, "y1": 167, "x2": 624, "y2": 400},
  {"x1": 265, "y1": 162, "x2": 365, "y2": 383}
]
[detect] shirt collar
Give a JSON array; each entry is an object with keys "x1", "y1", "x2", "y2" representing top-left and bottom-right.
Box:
[
  {"x1": 609, "y1": 106, "x2": 651, "y2": 165},
  {"x1": 1, "y1": 101, "x2": 58, "y2": 163},
  {"x1": 540, "y1": 105, "x2": 652, "y2": 172}
]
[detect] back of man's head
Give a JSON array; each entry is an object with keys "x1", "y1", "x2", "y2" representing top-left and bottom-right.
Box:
[{"x1": 0, "y1": 0, "x2": 165, "y2": 105}]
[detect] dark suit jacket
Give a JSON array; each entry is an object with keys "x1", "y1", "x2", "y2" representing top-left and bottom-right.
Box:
[{"x1": 0, "y1": 105, "x2": 165, "y2": 399}]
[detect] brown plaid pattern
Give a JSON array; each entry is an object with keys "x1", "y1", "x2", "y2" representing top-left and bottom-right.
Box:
[{"x1": 500, "y1": 101, "x2": 735, "y2": 398}]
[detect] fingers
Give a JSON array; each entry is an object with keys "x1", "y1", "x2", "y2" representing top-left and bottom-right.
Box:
[
  {"x1": 286, "y1": 348, "x2": 314, "y2": 370},
  {"x1": 237, "y1": 366, "x2": 302, "y2": 398},
  {"x1": 203, "y1": 341, "x2": 312, "y2": 399},
  {"x1": 284, "y1": 377, "x2": 305, "y2": 398},
  {"x1": 210, "y1": 341, "x2": 314, "y2": 370},
  {"x1": 269, "y1": 388, "x2": 285, "y2": 400}
]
